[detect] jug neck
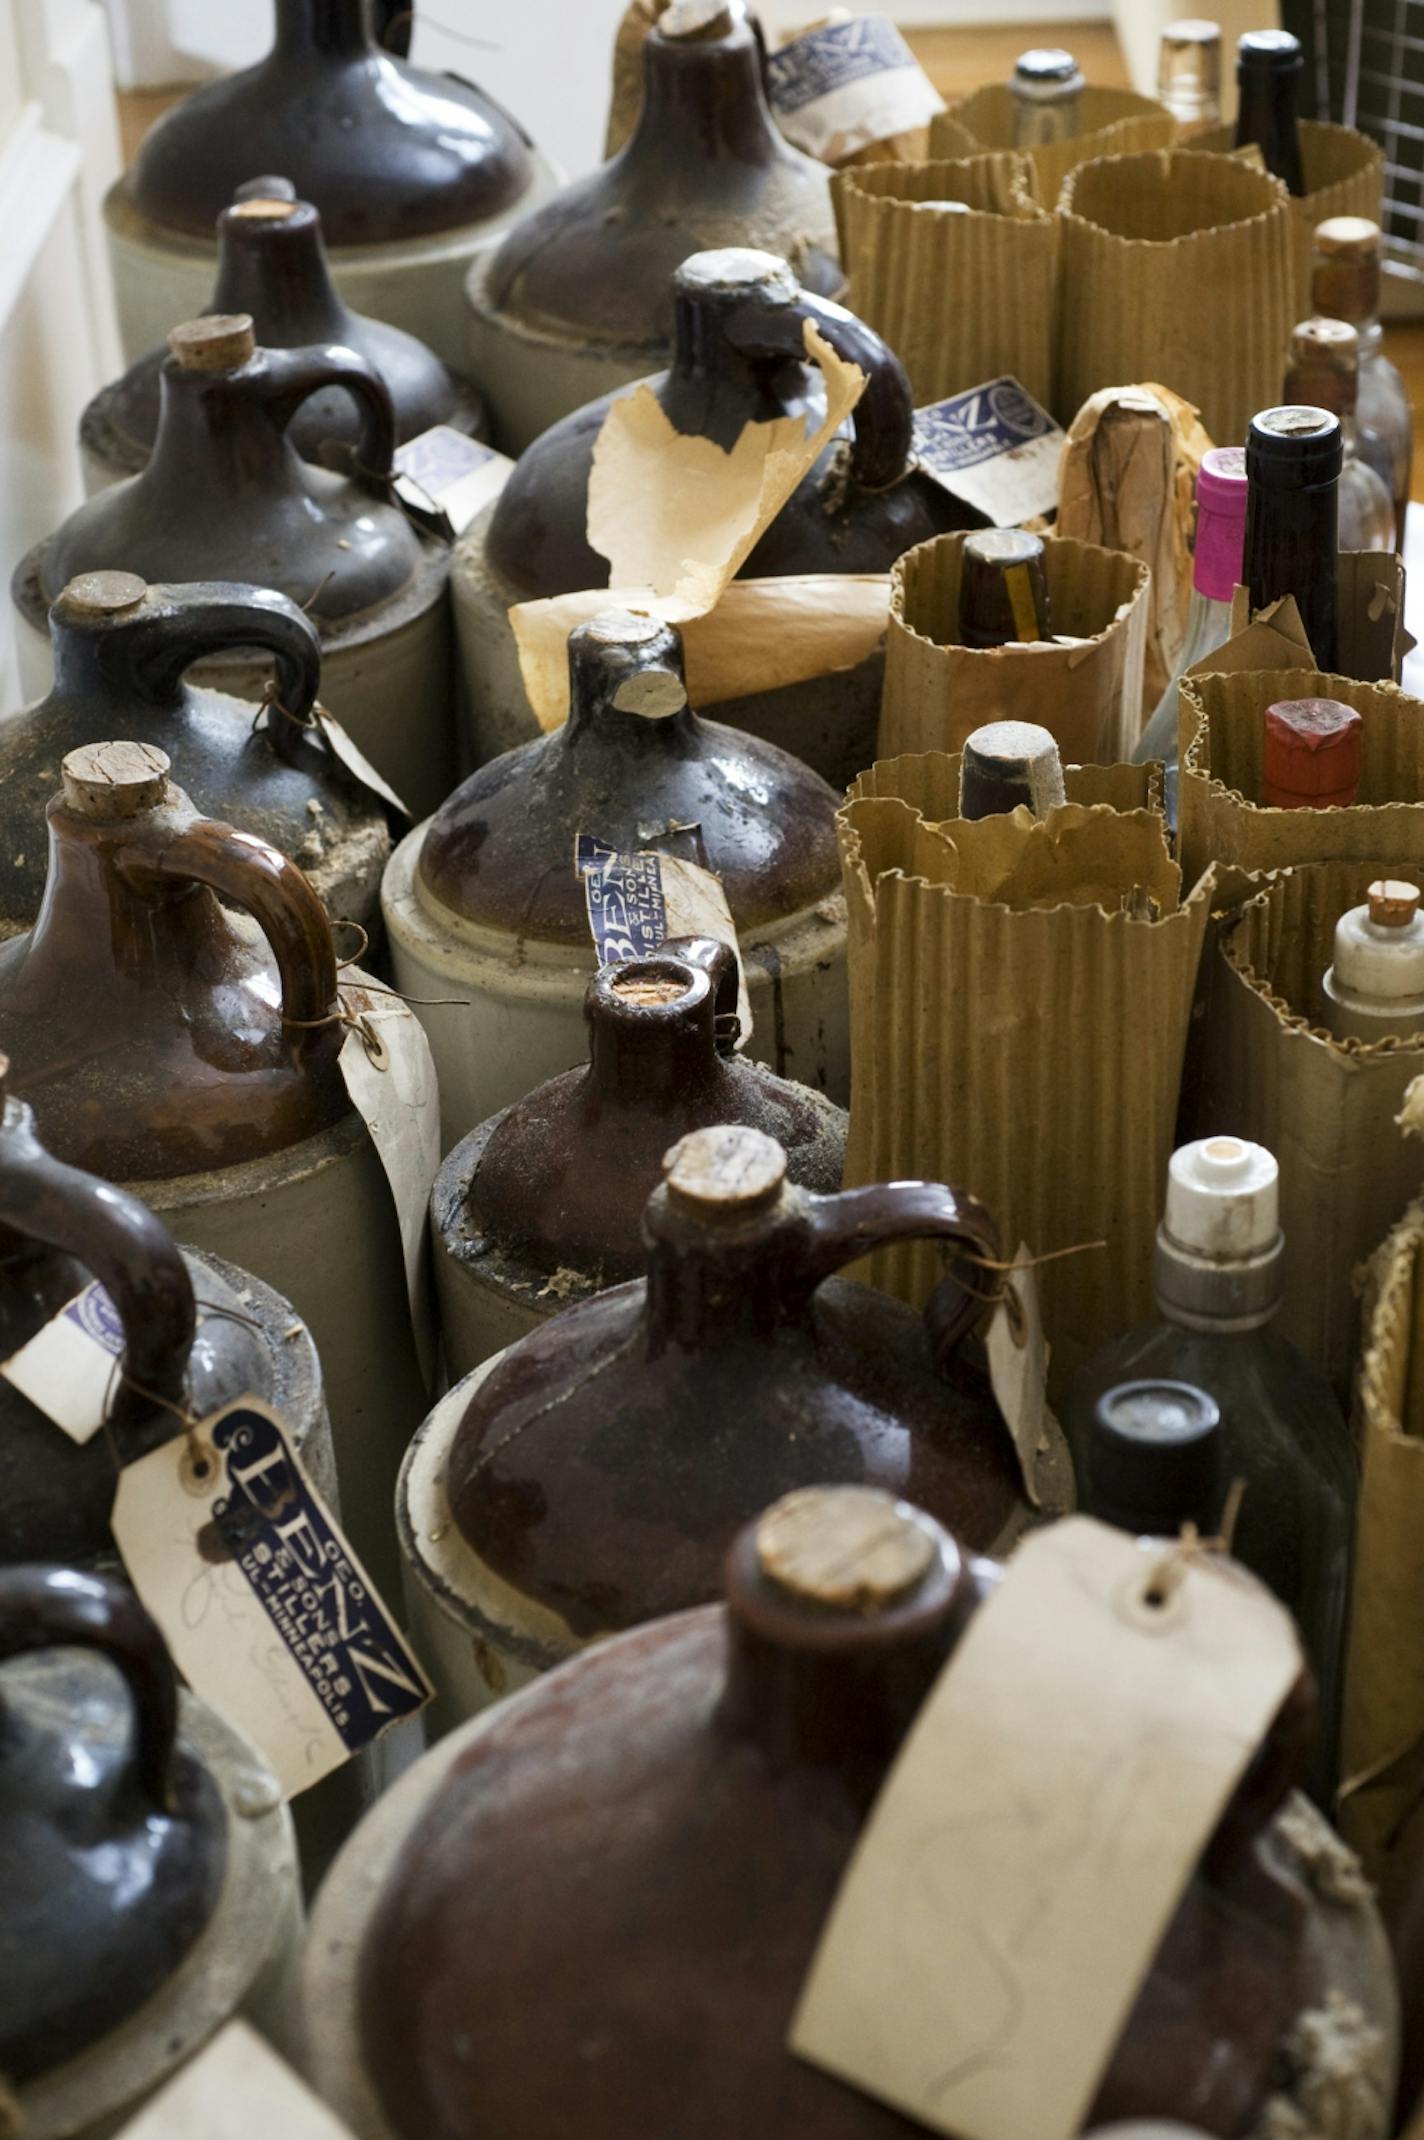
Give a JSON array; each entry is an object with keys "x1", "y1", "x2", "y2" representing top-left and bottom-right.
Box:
[
  {"x1": 584, "y1": 963, "x2": 727, "y2": 1112},
  {"x1": 211, "y1": 199, "x2": 351, "y2": 345},
  {"x1": 271, "y1": 0, "x2": 373, "y2": 60},
  {"x1": 634, "y1": 8, "x2": 785, "y2": 173},
  {"x1": 664, "y1": 254, "x2": 814, "y2": 439},
  {"x1": 145, "y1": 359, "x2": 302, "y2": 507},
  {"x1": 564, "y1": 613, "x2": 698, "y2": 754}
]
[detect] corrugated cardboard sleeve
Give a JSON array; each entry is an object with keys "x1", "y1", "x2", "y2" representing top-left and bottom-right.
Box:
[
  {"x1": 1198, "y1": 861, "x2": 1424, "y2": 1396},
  {"x1": 840, "y1": 754, "x2": 1210, "y2": 1393},
  {"x1": 930, "y1": 83, "x2": 1177, "y2": 208},
  {"x1": 1179, "y1": 666, "x2": 1424, "y2": 887},
  {"x1": 1185, "y1": 119, "x2": 1384, "y2": 310},
  {"x1": 831, "y1": 154, "x2": 1058, "y2": 408},
  {"x1": 879, "y1": 531, "x2": 1150, "y2": 764},
  {"x1": 1056, "y1": 151, "x2": 1294, "y2": 451}
]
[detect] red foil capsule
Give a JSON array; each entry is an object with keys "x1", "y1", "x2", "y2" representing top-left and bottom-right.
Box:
[{"x1": 1261, "y1": 695, "x2": 1363, "y2": 808}]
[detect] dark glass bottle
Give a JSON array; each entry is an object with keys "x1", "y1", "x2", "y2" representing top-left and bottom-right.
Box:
[
  {"x1": 1244, "y1": 404, "x2": 1342, "y2": 673},
  {"x1": 958, "y1": 528, "x2": 1052, "y2": 648},
  {"x1": 1085, "y1": 1380, "x2": 1226, "y2": 1536},
  {"x1": 1235, "y1": 29, "x2": 1307, "y2": 197},
  {"x1": 958, "y1": 719, "x2": 1066, "y2": 820}
]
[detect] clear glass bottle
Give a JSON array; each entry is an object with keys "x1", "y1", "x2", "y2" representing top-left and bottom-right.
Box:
[
  {"x1": 1324, "y1": 878, "x2": 1424, "y2": 1041},
  {"x1": 1244, "y1": 405, "x2": 1342, "y2": 673},
  {"x1": 1065, "y1": 1134, "x2": 1356, "y2": 1793},
  {"x1": 1011, "y1": 48, "x2": 1084, "y2": 146},
  {"x1": 1312, "y1": 215, "x2": 1414, "y2": 550},
  {"x1": 1284, "y1": 318, "x2": 1396, "y2": 552},
  {"x1": 1157, "y1": 19, "x2": 1222, "y2": 133},
  {"x1": 1235, "y1": 28, "x2": 1306, "y2": 196},
  {"x1": 958, "y1": 720, "x2": 1064, "y2": 819}
]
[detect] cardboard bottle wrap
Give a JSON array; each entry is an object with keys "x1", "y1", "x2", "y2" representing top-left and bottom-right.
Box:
[
  {"x1": 930, "y1": 84, "x2": 1178, "y2": 209},
  {"x1": 1197, "y1": 861, "x2": 1424, "y2": 1395},
  {"x1": 839, "y1": 753, "x2": 1210, "y2": 1392},
  {"x1": 879, "y1": 531, "x2": 1151, "y2": 765},
  {"x1": 831, "y1": 154, "x2": 1058, "y2": 409},
  {"x1": 1056, "y1": 151, "x2": 1294, "y2": 452},
  {"x1": 1185, "y1": 119, "x2": 1385, "y2": 310},
  {"x1": 1179, "y1": 666, "x2": 1424, "y2": 889}
]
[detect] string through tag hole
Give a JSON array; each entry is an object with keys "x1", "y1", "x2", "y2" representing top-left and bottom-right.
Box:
[
  {"x1": 1136, "y1": 1476, "x2": 1248, "y2": 1612},
  {"x1": 97, "y1": 1360, "x2": 221, "y2": 1495},
  {"x1": 282, "y1": 976, "x2": 460, "y2": 1066}
]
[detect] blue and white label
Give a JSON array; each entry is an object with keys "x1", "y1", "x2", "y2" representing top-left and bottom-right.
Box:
[
  {"x1": 768, "y1": 16, "x2": 918, "y2": 114},
  {"x1": 1, "y1": 1279, "x2": 125, "y2": 1444},
  {"x1": 393, "y1": 423, "x2": 514, "y2": 538},
  {"x1": 575, "y1": 831, "x2": 752, "y2": 1048},
  {"x1": 912, "y1": 377, "x2": 1066, "y2": 527},
  {"x1": 766, "y1": 15, "x2": 943, "y2": 159}
]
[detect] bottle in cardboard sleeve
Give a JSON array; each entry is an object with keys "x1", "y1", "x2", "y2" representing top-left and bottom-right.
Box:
[
  {"x1": 1012, "y1": 47, "x2": 1086, "y2": 145},
  {"x1": 1324, "y1": 879, "x2": 1424, "y2": 1041},
  {"x1": 384, "y1": 610, "x2": 849, "y2": 1144},
  {"x1": 82, "y1": 181, "x2": 487, "y2": 493},
  {"x1": 102, "y1": 0, "x2": 558, "y2": 367},
  {"x1": 1284, "y1": 319, "x2": 1395, "y2": 551},
  {"x1": 464, "y1": 0, "x2": 840, "y2": 450},
  {"x1": 10, "y1": 314, "x2": 455, "y2": 819},
  {"x1": 306, "y1": 1483, "x2": 1397, "y2": 2140},
  {"x1": 0, "y1": 1564, "x2": 302, "y2": 2138},
  {"x1": 0, "y1": 742, "x2": 429, "y2": 1607},
  {"x1": 956, "y1": 528, "x2": 1053, "y2": 648},
  {"x1": 1260, "y1": 694, "x2": 1363, "y2": 808},
  {"x1": 1313, "y1": 215, "x2": 1414, "y2": 543},
  {"x1": 453, "y1": 245, "x2": 968, "y2": 786},
  {"x1": 433, "y1": 936, "x2": 846, "y2": 1377},
  {"x1": 1157, "y1": 20, "x2": 1223, "y2": 132},
  {"x1": 1136, "y1": 445, "x2": 1248, "y2": 802},
  {"x1": 0, "y1": 573, "x2": 389, "y2": 938},
  {"x1": 1235, "y1": 29, "x2": 1306, "y2": 195},
  {"x1": 958, "y1": 720, "x2": 1066, "y2": 819},
  {"x1": 1244, "y1": 404, "x2": 1342, "y2": 671}
]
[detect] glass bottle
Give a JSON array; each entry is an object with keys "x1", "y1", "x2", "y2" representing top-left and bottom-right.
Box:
[
  {"x1": 1284, "y1": 318, "x2": 1396, "y2": 552},
  {"x1": 1324, "y1": 878, "x2": 1424, "y2": 1041},
  {"x1": 1084, "y1": 1380, "x2": 1226, "y2": 1537},
  {"x1": 1065, "y1": 1134, "x2": 1356, "y2": 1792},
  {"x1": 1157, "y1": 19, "x2": 1223, "y2": 133},
  {"x1": 959, "y1": 721, "x2": 1065, "y2": 820},
  {"x1": 1135, "y1": 445, "x2": 1248, "y2": 816},
  {"x1": 1260, "y1": 694, "x2": 1362, "y2": 808},
  {"x1": 1011, "y1": 48, "x2": 1085, "y2": 146},
  {"x1": 1244, "y1": 405, "x2": 1342, "y2": 672},
  {"x1": 1312, "y1": 215, "x2": 1414, "y2": 547},
  {"x1": 1235, "y1": 29, "x2": 1306, "y2": 196},
  {"x1": 957, "y1": 527, "x2": 1052, "y2": 648}
]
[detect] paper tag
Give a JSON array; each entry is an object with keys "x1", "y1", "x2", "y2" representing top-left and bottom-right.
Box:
[
  {"x1": 913, "y1": 377, "x2": 1066, "y2": 527},
  {"x1": 791, "y1": 1517, "x2": 1301, "y2": 2140},
  {"x1": 339, "y1": 982, "x2": 441, "y2": 1386},
  {"x1": 317, "y1": 708, "x2": 412, "y2": 819},
  {"x1": 767, "y1": 15, "x2": 944, "y2": 161},
  {"x1": 393, "y1": 423, "x2": 514, "y2": 538},
  {"x1": 116, "y1": 2021, "x2": 356, "y2": 2138},
  {"x1": 575, "y1": 831, "x2": 752, "y2": 1049},
  {"x1": 112, "y1": 1398, "x2": 431, "y2": 1799},
  {"x1": 983, "y1": 1247, "x2": 1049, "y2": 1508},
  {"x1": 1, "y1": 1280, "x2": 125, "y2": 1444}
]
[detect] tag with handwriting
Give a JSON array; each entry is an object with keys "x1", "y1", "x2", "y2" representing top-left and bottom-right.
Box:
[
  {"x1": 1, "y1": 1280, "x2": 124, "y2": 1443},
  {"x1": 116, "y1": 2021, "x2": 355, "y2": 2138},
  {"x1": 393, "y1": 424, "x2": 514, "y2": 539},
  {"x1": 913, "y1": 377, "x2": 1065, "y2": 528},
  {"x1": 575, "y1": 831, "x2": 752, "y2": 1048},
  {"x1": 791, "y1": 1517, "x2": 1301, "y2": 2140},
  {"x1": 767, "y1": 15, "x2": 944, "y2": 161},
  {"x1": 112, "y1": 1398, "x2": 431, "y2": 1799},
  {"x1": 339, "y1": 981, "x2": 441, "y2": 1385}
]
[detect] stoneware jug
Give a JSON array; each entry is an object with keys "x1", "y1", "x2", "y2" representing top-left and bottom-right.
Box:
[
  {"x1": 384, "y1": 609, "x2": 849, "y2": 1145},
  {"x1": 307, "y1": 1485, "x2": 1397, "y2": 2140},
  {"x1": 102, "y1": 0, "x2": 559, "y2": 368},
  {"x1": 0, "y1": 741, "x2": 431, "y2": 1608},
  {"x1": 82, "y1": 179, "x2": 487, "y2": 493},
  {"x1": 464, "y1": 0, "x2": 839, "y2": 450},
  {"x1": 402, "y1": 1124, "x2": 1069, "y2": 1727},
  {"x1": 454, "y1": 246, "x2": 969, "y2": 786},
  {"x1": 11, "y1": 314, "x2": 455, "y2": 819},
  {"x1": 1, "y1": 1564, "x2": 302, "y2": 2140},
  {"x1": 0, "y1": 573, "x2": 390, "y2": 938},
  {"x1": 433, "y1": 935, "x2": 846, "y2": 1375}
]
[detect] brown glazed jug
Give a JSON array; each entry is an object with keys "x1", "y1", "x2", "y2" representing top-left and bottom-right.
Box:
[
  {"x1": 465, "y1": 0, "x2": 840, "y2": 449},
  {"x1": 455, "y1": 246, "x2": 971, "y2": 784},
  {"x1": 11, "y1": 314, "x2": 454, "y2": 816},
  {"x1": 82, "y1": 181, "x2": 487, "y2": 489},
  {"x1": 307, "y1": 1486, "x2": 1396, "y2": 2140},
  {"x1": 0, "y1": 572, "x2": 390, "y2": 937},
  {"x1": 433, "y1": 935, "x2": 847, "y2": 1376}
]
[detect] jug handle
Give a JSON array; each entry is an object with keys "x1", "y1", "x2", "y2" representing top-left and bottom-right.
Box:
[
  {"x1": 0, "y1": 1091, "x2": 195, "y2": 1429},
  {"x1": 720, "y1": 285, "x2": 913, "y2": 492},
  {"x1": 250, "y1": 342, "x2": 398, "y2": 494},
  {"x1": 658, "y1": 936, "x2": 739, "y2": 1054},
  {"x1": 0, "y1": 1565, "x2": 179, "y2": 1808},
  {"x1": 796, "y1": 1180, "x2": 1002, "y2": 1370}
]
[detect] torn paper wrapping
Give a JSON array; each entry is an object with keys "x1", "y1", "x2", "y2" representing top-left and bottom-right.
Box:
[
  {"x1": 1056, "y1": 151, "x2": 1294, "y2": 453},
  {"x1": 766, "y1": 14, "x2": 945, "y2": 167},
  {"x1": 931, "y1": 83, "x2": 1178, "y2": 209},
  {"x1": 879, "y1": 531, "x2": 1150, "y2": 766},
  {"x1": 1184, "y1": 119, "x2": 1384, "y2": 310},
  {"x1": 840, "y1": 755, "x2": 1210, "y2": 1393},
  {"x1": 832, "y1": 155, "x2": 1058, "y2": 409},
  {"x1": 604, "y1": 0, "x2": 670, "y2": 158},
  {"x1": 1196, "y1": 862, "x2": 1424, "y2": 1397},
  {"x1": 1057, "y1": 383, "x2": 1213, "y2": 719}
]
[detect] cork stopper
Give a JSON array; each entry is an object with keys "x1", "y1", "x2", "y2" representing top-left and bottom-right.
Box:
[
  {"x1": 663, "y1": 1124, "x2": 786, "y2": 1215},
  {"x1": 232, "y1": 176, "x2": 298, "y2": 204},
  {"x1": 166, "y1": 314, "x2": 256, "y2": 372},
  {"x1": 960, "y1": 720, "x2": 1066, "y2": 822},
  {"x1": 58, "y1": 571, "x2": 147, "y2": 618},
  {"x1": 1312, "y1": 216, "x2": 1383, "y2": 325},
  {"x1": 1261, "y1": 697, "x2": 1363, "y2": 808},
  {"x1": 1284, "y1": 317, "x2": 1361, "y2": 417},
  {"x1": 661, "y1": 0, "x2": 736, "y2": 41},
  {"x1": 227, "y1": 196, "x2": 300, "y2": 221},
  {"x1": 756, "y1": 1487, "x2": 937, "y2": 1611},
  {"x1": 60, "y1": 741, "x2": 171, "y2": 820},
  {"x1": 610, "y1": 971, "x2": 692, "y2": 1008},
  {"x1": 1367, "y1": 880, "x2": 1421, "y2": 928}
]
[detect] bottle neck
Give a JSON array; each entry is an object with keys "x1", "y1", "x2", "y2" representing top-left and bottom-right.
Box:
[
  {"x1": 584, "y1": 983, "x2": 725, "y2": 1112},
  {"x1": 633, "y1": 22, "x2": 785, "y2": 173},
  {"x1": 1236, "y1": 63, "x2": 1305, "y2": 193},
  {"x1": 145, "y1": 367, "x2": 299, "y2": 503},
  {"x1": 1192, "y1": 496, "x2": 1247, "y2": 604},
  {"x1": 1244, "y1": 473, "x2": 1340, "y2": 673},
  {"x1": 1152, "y1": 1227, "x2": 1283, "y2": 1334},
  {"x1": 211, "y1": 212, "x2": 351, "y2": 347},
  {"x1": 271, "y1": 0, "x2": 372, "y2": 59}
]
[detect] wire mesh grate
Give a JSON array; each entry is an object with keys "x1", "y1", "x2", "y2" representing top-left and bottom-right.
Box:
[{"x1": 1287, "y1": 0, "x2": 1424, "y2": 279}]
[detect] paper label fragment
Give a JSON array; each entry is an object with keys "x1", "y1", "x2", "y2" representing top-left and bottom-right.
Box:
[
  {"x1": 317, "y1": 708, "x2": 412, "y2": 819},
  {"x1": 393, "y1": 423, "x2": 514, "y2": 538},
  {"x1": 339, "y1": 981, "x2": 441, "y2": 1385},
  {"x1": 983, "y1": 1247, "x2": 1050, "y2": 1506},
  {"x1": 767, "y1": 15, "x2": 944, "y2": 160},
  {"x1": 1, "y1": 1280, "x2": 124, "y2": 1444},
  {"x1": 116, "y1": 2020, "x2": 356, "y2": 2137},
  {"x1": 575, "y1": 831, "x2": 752, "y2": 1048},
  {"x1": 913, "y1": 377, "x2": 1066, "y2": 526}
]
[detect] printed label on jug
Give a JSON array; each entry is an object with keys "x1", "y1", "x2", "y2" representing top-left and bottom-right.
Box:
[
  {"x1": 1, "y1": 1279, "x2": 126, "y2": 1444},
  {"x1": 576, "y1": 832, "x2": 752, "y2": 1048},
  {"x1": 767, "y1": 16, "x2": 943, "y2": 160},
  {"x1": 112, "y1": 1397, "x2": 432, "y2": 1799},
  {"x1": 393, "y1": 424, "x2": 514, "y2": 539},
  {"x1": 339, "y1": 981, "x2": 441, "y2": 1386},
  {"x1": 913, "y1": 378, "x2": 1065, "y2": 527},
  {"x1": 791, "y1": 1517, "x2": 1301, "y2": 2140},
  {"x1": 117, "y1": 2020, "x2": 357, "y2": 2138},
  {"x1": 317, "y1": 709, "x2": 412, "y2": 819}
]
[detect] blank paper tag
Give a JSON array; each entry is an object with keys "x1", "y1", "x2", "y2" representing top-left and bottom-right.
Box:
[
  {"x1": 575, "y1": 831, "x2": 753, "y2": 1048},
  {"x1": 112, "y1": 1397, "x2": 431, "y2": 1800},
  {"x1": 983, "y1": 1247, "x2": 1049, "y2": 1508},
  {"x1": 318, "y1": 708, "x2": 412, "y2": 819},
  {"x1": 116, "y1": 2020, "x2": 355, "y2": 2138},
  {"x1": 913, "y1": 378, "x2": 1066, "y2": 527},
  {"x1": 339, "y1": 982, "x2": 441, "y2": 1385},
  {"x1": 791, "y1": 1517, "x2": 1301, "y2": 2140},
  {"x1": 1, "y1": 1280, "x2": 124, "y2": 1444},
  {"x1": 393, "y1": 423, "x2": 514, "y2": 538},
  {"x1": 767, "y1": 15, "x2": 944, "y2": 160}
]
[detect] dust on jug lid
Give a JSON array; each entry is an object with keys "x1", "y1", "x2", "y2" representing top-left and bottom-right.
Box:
[
  {"x1": 166, "y1": 314, "x2": 257, "y2": 372},
  {"x1": 756, "y1": 1486, "x2": 939, "y2": 1611},
  {"x1": 57, "y1": 571, "x2": 148, "y2": 618},
  {"x1": 664, "y1": 1124, "x2": 786, "y2": 1216},
  {"x1": 674, "y1": 247, "x2": 800, "y2": 302}
]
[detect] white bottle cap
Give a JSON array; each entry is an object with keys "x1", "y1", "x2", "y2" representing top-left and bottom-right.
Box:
[
  {"x1": 1331, "y1": 883, "x2": 1424, "y2": 1000},
  {"x1": 1162, "y1": 1136, "x2": 1279, "y2": 1261}
]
